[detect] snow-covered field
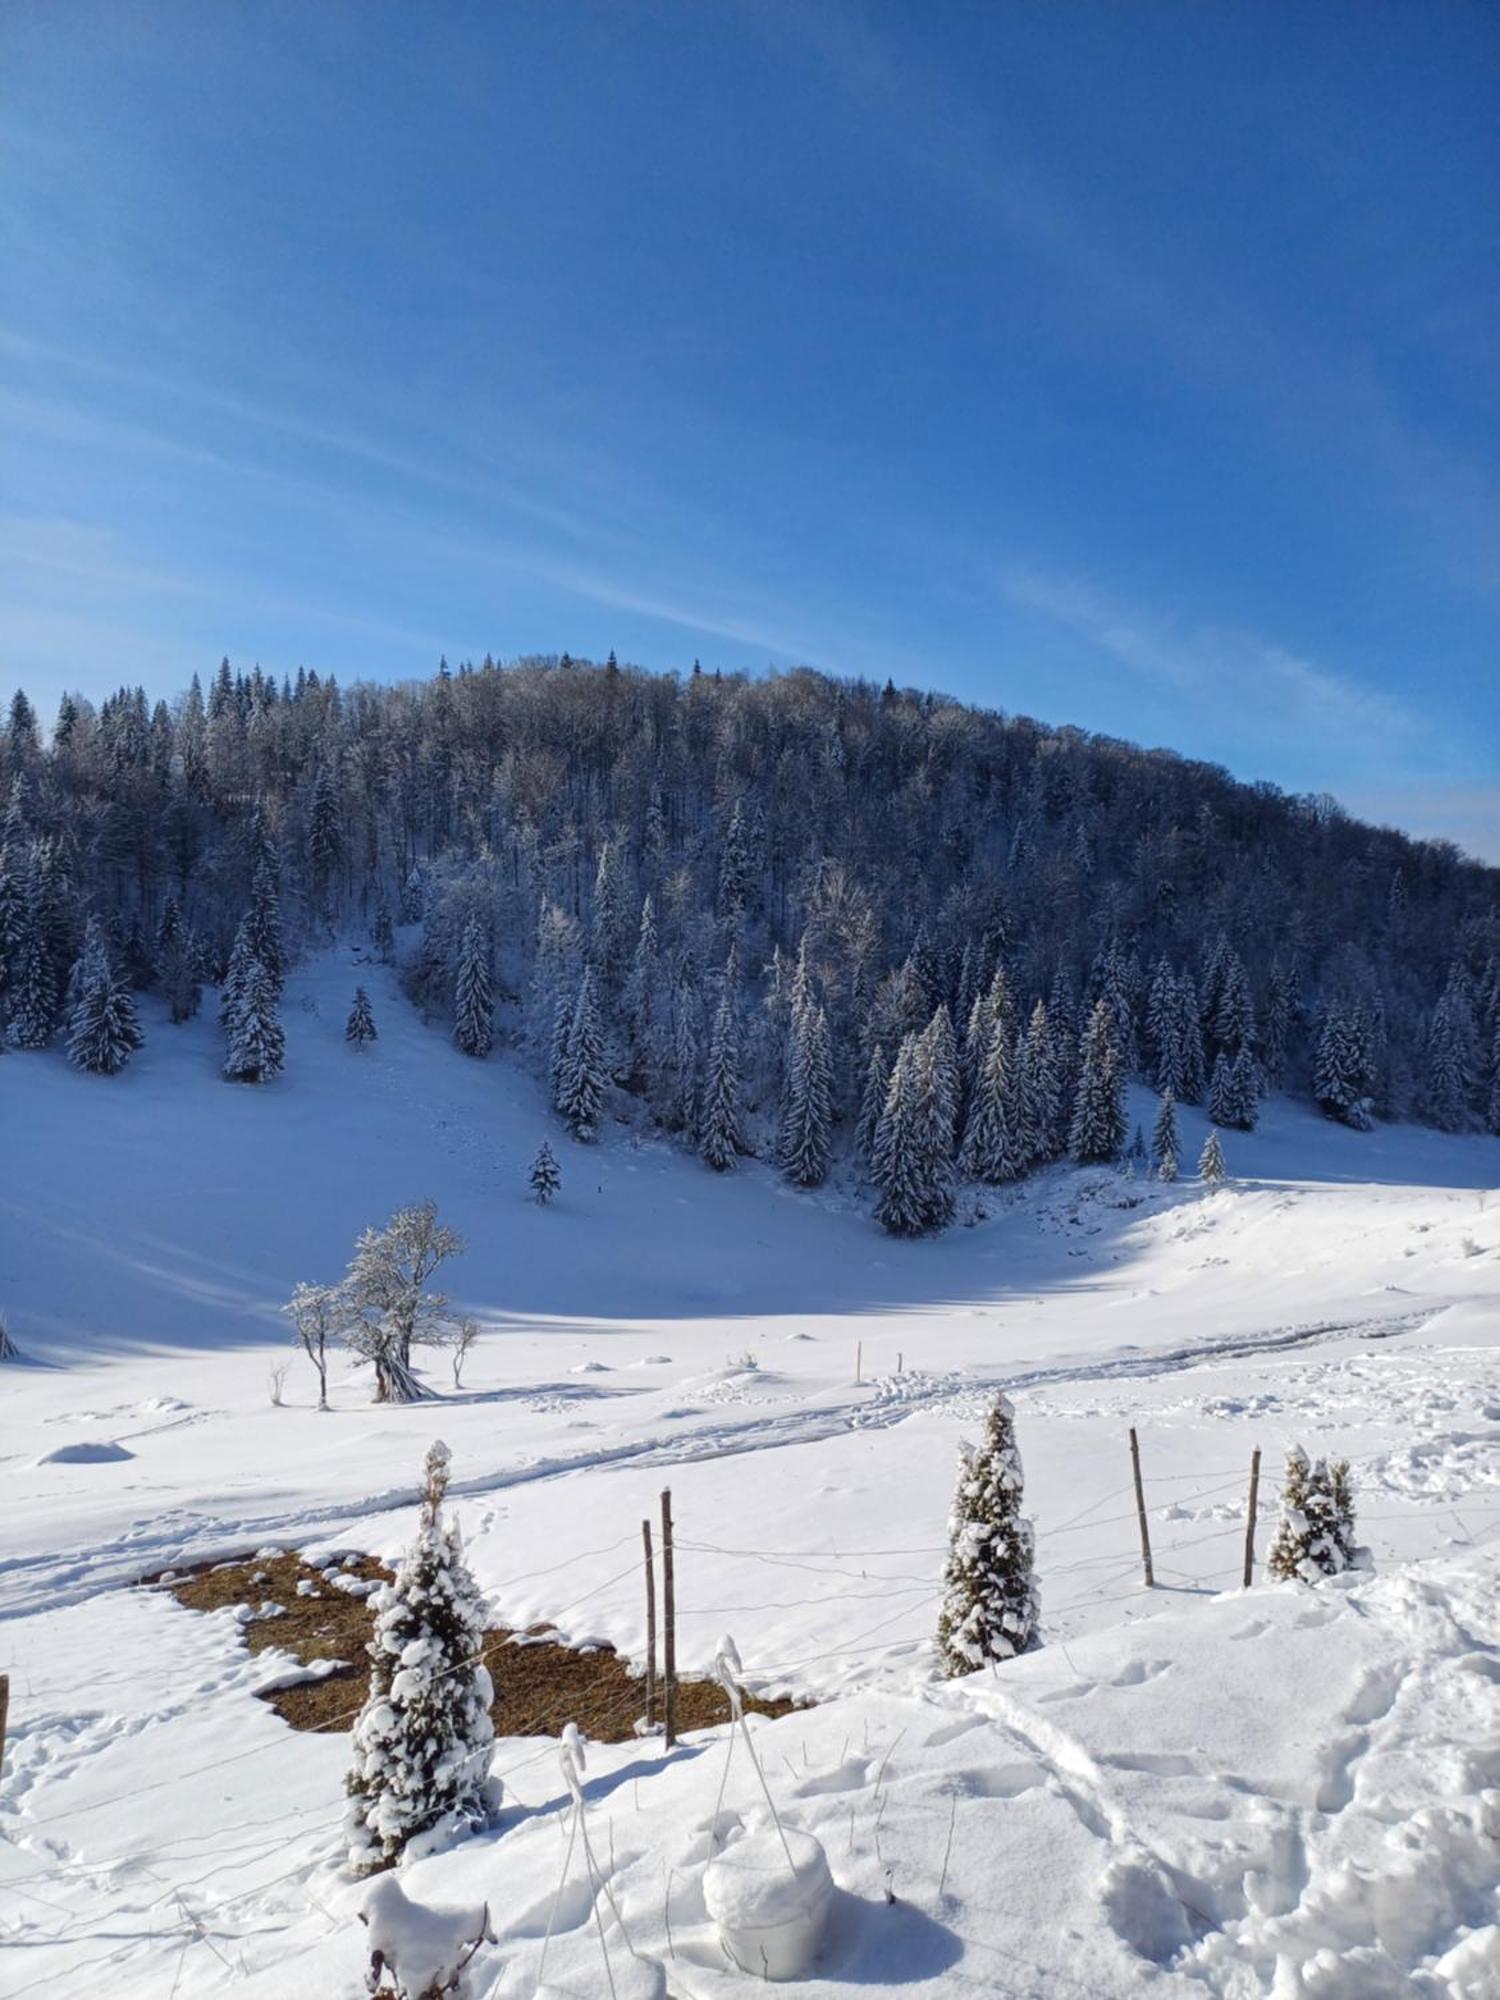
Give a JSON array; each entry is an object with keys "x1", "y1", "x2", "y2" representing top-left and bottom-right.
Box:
[{"x1": 3, "y1": 950, "x2": 1498, "y2": 1997}]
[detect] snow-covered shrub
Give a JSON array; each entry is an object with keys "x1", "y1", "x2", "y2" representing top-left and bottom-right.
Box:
[
  {"x1": 937, "y1": 1393, "x2": 1039, "y2": 1674},
  {"x1": 347, "y1": 1442, "x2": 499, "y2": 1872},
  {"x1": 1199, "y1": 1130, "x2": 1227, "y2": 1185},
  {"x1": 1267, "y1": 1447, "x2": 1358, "y2": 1582},
  {"x1": 360, "y1": 1874, "x2": 494, "y2": 1998}
]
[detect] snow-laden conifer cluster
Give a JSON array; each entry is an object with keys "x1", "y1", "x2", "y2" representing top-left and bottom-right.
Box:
[{"x1": 1267, "y1": 1448, "x2": 1359, "y2": 1582}]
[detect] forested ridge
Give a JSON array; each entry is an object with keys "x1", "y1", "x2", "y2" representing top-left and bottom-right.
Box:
[{"x1": 2, "y1": 652, "x2": 1496, "y2": 1226}]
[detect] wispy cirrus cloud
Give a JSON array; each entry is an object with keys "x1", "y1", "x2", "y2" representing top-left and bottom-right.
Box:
[{"x1": 1000, "y1": 565, "x2": 1424, "y2": 755}]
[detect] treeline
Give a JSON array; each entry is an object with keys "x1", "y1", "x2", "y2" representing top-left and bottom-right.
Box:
[{"x1": 0, "y1": 653, "x2": 1496, "y2": 1225}]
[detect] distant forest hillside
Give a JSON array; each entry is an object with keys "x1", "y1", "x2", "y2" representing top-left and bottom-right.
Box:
[{"x1": 2, "y1": 655, "x2": 1496, "y2": 1221}]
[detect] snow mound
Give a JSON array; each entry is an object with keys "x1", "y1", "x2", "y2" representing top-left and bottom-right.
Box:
[{"x1": 35, "y1": 1440, "x2": 134, "y2": 1465}]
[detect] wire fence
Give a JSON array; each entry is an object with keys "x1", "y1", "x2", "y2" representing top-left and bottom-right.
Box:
[{"x1": 4, "y1": 1436, "x2": 1497, "y2": 1992}]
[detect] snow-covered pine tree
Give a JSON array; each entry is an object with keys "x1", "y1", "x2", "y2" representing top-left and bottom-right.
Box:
[
  {"x1": 668, "y1": 979, "x2": 702, "y2": 1134},
  {"x1": 936, "y1": 1393, "x2": 1039, "y2": 1674},
  {"x1": 622, "y1": 892, "x2": 659, "y2": 1064},
  {"x1": 452, "y1": 918, "x2": 493, "y2": 1059},
  {"x1": 7, "y1": 864, "x2": 58, "y2": 1048},
  {"x1": 218, "y1": 917, "x2": 257, "y2": 1036},
  {"x1": 699, "y1": 987, "x2": 744, "y2": 1172},
  {"x1": 873, "y1": 1037, "x2": 928, "y2": 1235},
  {"x1": 856, "y1": 1041, "x2": 891, "y2": 1168},
  {"x1": 1227, "y1": 1044, "x2": 1261, "y2": 1130},
  {"x1": 958, "y1": 1017, "x2": 1024, "y2": 1183},
  {"x1": 912, "y1": 1010, "x2": 958, "y2": 1230},
  {"x1": 1314, "y1": 1005, "x2": 1372, "y2": 1129},
  {"x1": 66, "y1": 916, "x2": 143, "y2": 1075},
  {"x1": 1068, "y1": 998, "x2": 1126, "y2": 1164},
  {"x1": 529, "y1": 1140, "x2": 561, "y2": 1205},
  {"x1": 1151, "y1": 1089, "x2": 1179, "y2": 1182},
  {"x1": 555, "y1": 968, "x2": 606, "y2": 1140},
  {"x1": 223, "y1": 955, "x2": 284, "y2": 1083},
  {"x1": 1023, "y1": 1000, "x2": 1063, "y2": 1163},
  {"x1": 1262, "y1": 959, "x2": 1294, "y2": 1086},
  {"x1": 1423, "y1": 993, "x2": 1471, "y2": 1131},
  {"x1": 1488, "y1": 1023, "x2": 1500, "y2": 1138},
  {"x1": 347, "y1": 986, "x2": 377, "y2": 1047},
  {"x1": 1207, "y1": 1052, "x2": 1235, "y2": 1127},
  {"x1": 372, "y1": 902, "x2": 395, "y2": 963},
  {"x1": 346, "y1": 1441, "x2": 498, "y2": 1872},
  {"x1": 779, "y1": 1001, "x2": 832, "y2": 1187},
  {"x1": 245, "y1": 860, "x2": 285, "y2": 1000},
  {"x1": 1266, "y1": 1448, "x2": 1357, "y2": 1582},
  {"x1": 1199, "y1": 1128, "x2": 1227, "y2": 1185}
]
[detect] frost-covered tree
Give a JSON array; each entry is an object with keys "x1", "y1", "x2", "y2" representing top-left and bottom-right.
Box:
[
  {"x1": 779, "y1": 1001, "x2": 832, "y2": 1187},
  {"x1": 1069, "y1": 999, "x2": 1125, "y2": 1164},
  {"x1": 1151, "y1": 1089, "x2": 1179, "y2": 1182},
  {"x1": 1267, "y1": 1449, "x2": 1357, "y2": 1582},
  {"x1": 555, "y1": 968, "x2": 606, "y2": 1140},
  {"x1": 66, "y1": 918, "x2": 143, "y2": 1075},
  {"x1": 1423, "y1": 992, "x2": 1472, "y2": 1132},
  {"x1": 372, "y1": 902, "x2": 395, "y2": 963},
  {"x1": 347, "y1": 986, "x2": 378, "y2": 1047},
  {"x1": 1488, "y1": 1023, "x2": 1500, "y2": 1138},
  {"x1": 937, "y1": 1394, "x2": 1039, "y2": 1674},
  {"x1": 699, "y1": 987, "x2": 744, "y2": 1171},
  {"x1": 340, "y1": 1201, "x2": 466, "y2": 1403},
  {"x1": 1199, "y1": 1129, "x2": 1227, "y2": 1185},
  {"x1": 283, "y1": 1279, "x2": 341, "y2": 1411},
  {"x1": 346, "y1": 1441, "x2": 498, "y2": 1872},
  {"x1": 223, "y1": 955, "x2": 285, "y2": 1083},
  {"x1": 452, "y1": 918, "x2": 493, "y2": 1059},
  {"x1": 529, "y1": 1140, "x2": 560, "y2": 1205}
]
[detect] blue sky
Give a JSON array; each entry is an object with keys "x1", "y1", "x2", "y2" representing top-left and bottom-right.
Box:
[{"x1": 3, "y1": 1, "x2": 1497, "y2": 855}]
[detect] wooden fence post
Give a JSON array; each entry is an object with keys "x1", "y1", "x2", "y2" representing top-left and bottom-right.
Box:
[
  {"x1": 855, "y1": 1341, "x2": 862, "y2": 1386},
  {"x1": 642, "y1": 1519, "x2": 657, "y2": 1730},
  {"x1": 0, "y1": 1673, "x2": 8, "y2": 1791},
  {"x1": 661, "y1": 1489, "x2": 677, "y2": 1749},
  {"x1": 1129, "y1": 1428, "x2": 1154, "y2": 1588},
  {"x1": 1242, "y1": 1447, "x2": 1262, "y2": 1589}
]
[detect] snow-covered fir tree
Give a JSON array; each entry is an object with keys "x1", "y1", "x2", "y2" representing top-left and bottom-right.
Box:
[
  {"x1": 872, "y1": 1038, "x2": 928, "y2": 1235},
  {"x1": 66, "y1": 917, "x2": 143, "y2": 1075},
  {"x1": 911, "y1": 1010, "x2": 958, "y2": 1230},
  {"x1": 223, "y1": 955, "x2": 284, "y2": 1083},
  {"x1": 452, "y1": 918, "x2": 493, "y2": 1059},
  {"x1": 1315, "y1": 1005, "x2": 1373, "y2": 1129},
  {"x1": 856, "y1": 1041, "x2": 891, "y2": 1168},
  {"x1": 1151, "y1": 1089, "x2": 1179, "y2": 1182},
  {"x1": 555, "y1": 968, "x2": 606, "y2": 1140},
  {"x1": 529, "y1": 1140, "x2": 561, "y2": 1205},
  {"x1": 1266, "y1": 1448, "x2": 1358, "y2": 1582},
  {"x1": 958, "y1": 1016, "x2": 1024, "y2": 1184},
  {"x1": 346, "y1": 986, "x2": 377, "y2": 1047},
  {"x1": 1068, "y1": 998, "x2": 1126, "y2": 1164},
  {"x1": 371, "y1": 902, "x2": 395, "y2": 962},
  {"x1": 8, "y1": 865, "x2": 58, "y2": 1048},
  {"x1": 346, "y1": 1441, "x2": 498, "y2": 1872},
  {"x1": 699, "y1": 986, "x2": 744, "y2": 1172},
  {"x1": 778, "y1": 1000, "x2": 833, "y2": 1187},
  {"x1": 936, "y1": 1394, "x2": 1039, "y2": 1674},
  {"x1": 1199, "y1": 1128, "x2": 1227, "y2": 1184}
]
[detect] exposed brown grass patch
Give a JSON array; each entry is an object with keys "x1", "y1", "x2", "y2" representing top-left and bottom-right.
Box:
[{"x1": 152, "y1": 1550, "x2": 804, "y2": 1742}]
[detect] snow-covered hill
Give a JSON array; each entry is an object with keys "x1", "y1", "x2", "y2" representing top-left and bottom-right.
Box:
[{"x1": 2, "y1": 949, "x2": 1497, "y2": 1996}]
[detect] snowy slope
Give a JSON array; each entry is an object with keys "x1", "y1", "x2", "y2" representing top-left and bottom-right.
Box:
[{"x1": 1, "y1": 947, "x2": 1498, "y2": 1996}]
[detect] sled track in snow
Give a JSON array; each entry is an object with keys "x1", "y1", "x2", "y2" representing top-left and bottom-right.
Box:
[{"x1": 0, "y1": 1308, "x2": 1430, "y2": 1619}]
